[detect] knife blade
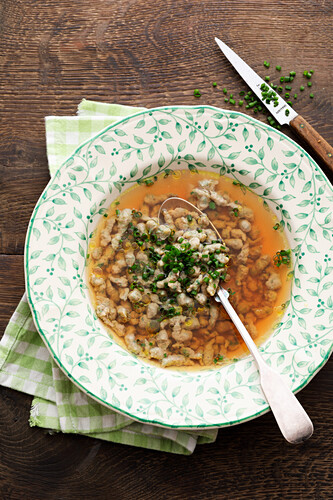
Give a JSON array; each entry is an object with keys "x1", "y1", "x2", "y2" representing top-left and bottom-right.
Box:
[
  {"x1": 215, "y1": 37, "x2": 333, "y2": 172},
  {"x1": 215, "y1": 37, "x2": 297, "y2": 126}
]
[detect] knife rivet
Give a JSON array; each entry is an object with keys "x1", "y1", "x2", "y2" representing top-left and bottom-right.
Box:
[
  {"x1": 300, "y1": 124, "x2": 305, "y2": 128},
  {"x1": 328, "y1": 153, "x2": 332, "y2": 158}
]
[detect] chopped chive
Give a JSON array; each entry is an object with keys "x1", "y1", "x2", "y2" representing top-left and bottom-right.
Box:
[
  {"x1": 294, "y1": 93, "x2": 298, "y2": 99},
  {"x1": 194, "y1": 89, "x2": 201, "y2": 97},
  {"x1": 310, "y1": 70, "x2": 314, "y2": 74},
  {"x1": 287, "y1": 101, "x2": 293, "y2": 106},
  {"x1": 285, "y1": 109, "x2": 290, "y2": 116},
  {"x1": 284, "y1": 76, "x2": 290, "y2": 82},
  {"x1": 285, "y1": 85, "x2": 292, "y2": 90},
  {"x1": 278, "y1": 86, "x2": 283, "y2": 92},
  {"x1": 300, "y1": 85, "x2": 305, "y2": 91},
  {"x1": 258, "y1": 105, "x2": 262, "y2": 111},
  {"x1": 238, "y1": 100, "x2": 244, "y2": 106},
  {"x1": 273, "y1": 249, "x2": 291, "y2": 267},
  {"x1": 230, "y1": 93, "x2": 233, "y2": 98},
  {"x1": 239, "y1": 91, "x2": 245, "y2": 96},
  {"x1": 265, "y1": 76, "x2": 270, "y2": 81},
  {"x1": 212, "y1": 82, "x2": 217, "y2": 87},
  {"x1": 290, "y1": 71, "x2": 296, "y2": 77},
  {"x1": 254, "y1": 108, "x2": 258, "y2": 113},
  {"x1": 223, "y1": 88, "x2": 227, "y2": 94},
  {"x1": 229, "y1": 98, "x2": 236, "y2": 105},
  {"x1": 224, "y1": 98, "x2": 228, "y2": 102},
  {"x1": 276, "y1": 65, "x2": 281, "y2": 71},
  {"x1": 307, "y1": 81, "x2": 312, "y2": 87},
  {"x1": 280, "y1": 77, "x2": 284, "y2": 82},
  {"x1": 285, "y1": 93, "x2": 290, "y2": 98},
  {"x1": 289, "y1": 76, "x2": 294, "y2": 82},
  {"x1": 263, "y1": 61, "x2": 270, "y2": 68},
  {"x1": 309, "y1": 93, "x2": 314, "y2": 98},
  {"x1": 209, "y1": 201, "x2": 216, "y2": 210}
]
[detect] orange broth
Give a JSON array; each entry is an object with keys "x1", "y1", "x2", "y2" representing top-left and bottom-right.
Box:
[{"x1": 88, "y1": 169, "x2": 291, "y2": 366}]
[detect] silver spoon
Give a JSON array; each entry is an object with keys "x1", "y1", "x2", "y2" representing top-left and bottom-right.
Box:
[{"x1": 159, "y1": 196, "x2": 313, "y2": 443}]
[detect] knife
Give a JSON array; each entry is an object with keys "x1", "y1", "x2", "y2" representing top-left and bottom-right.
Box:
[{"x1": 215, "y1": 38, "x2": 333, "y2": 172}]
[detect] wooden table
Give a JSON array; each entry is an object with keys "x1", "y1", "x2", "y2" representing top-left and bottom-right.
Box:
[{"x1": 1, "y1": 1, "x2": 332, "y2": 498}]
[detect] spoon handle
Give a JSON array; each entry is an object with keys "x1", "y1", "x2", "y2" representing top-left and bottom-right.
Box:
[
  {"x1": 216, "y1": 288, "x2": 314, "y2": 443},
  {"x1": 258, "y1": 363, "x2": 313, "y2": 443}
]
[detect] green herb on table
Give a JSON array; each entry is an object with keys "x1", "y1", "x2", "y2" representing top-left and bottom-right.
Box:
[{"x1": 193, "y1": 89, "x2": 201, "y2": 98}]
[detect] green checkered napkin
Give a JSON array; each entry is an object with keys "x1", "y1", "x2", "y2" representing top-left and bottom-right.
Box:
[{"x1": 0, "y1": 99, "x2": 218, "y2": 454}]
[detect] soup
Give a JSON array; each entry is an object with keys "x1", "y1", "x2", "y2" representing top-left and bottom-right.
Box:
[{"x1": 88, "y1": 170, "x2": 291, "y2": 369}]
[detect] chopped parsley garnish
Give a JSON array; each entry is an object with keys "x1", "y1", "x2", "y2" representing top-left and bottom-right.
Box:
[{"x1": 273, "y1": 249, "x2": 291, "y2": 267}]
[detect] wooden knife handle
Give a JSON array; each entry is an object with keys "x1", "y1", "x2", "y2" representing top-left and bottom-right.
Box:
[{"x1": 290, "y1": 115, "x2": 333, "y2": 173}]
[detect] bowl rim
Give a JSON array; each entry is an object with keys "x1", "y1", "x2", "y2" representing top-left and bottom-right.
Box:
[{"x1": 24, "y1": 105, "x2": 333, "y2": 429}]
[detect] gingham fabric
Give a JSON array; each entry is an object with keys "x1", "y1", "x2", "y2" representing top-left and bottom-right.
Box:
[{"x1": 0, "y1": 100, "x2": 218, "y2": 454}]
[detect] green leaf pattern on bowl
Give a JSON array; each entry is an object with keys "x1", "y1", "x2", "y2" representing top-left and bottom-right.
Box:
[{"x1": 25, "y1": 106, "x2": 333, "y2": 428}]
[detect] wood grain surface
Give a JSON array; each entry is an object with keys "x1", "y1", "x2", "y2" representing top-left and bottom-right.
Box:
[{"x1": 0, "y1": 0, "x2": 332, "y2": 498}]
